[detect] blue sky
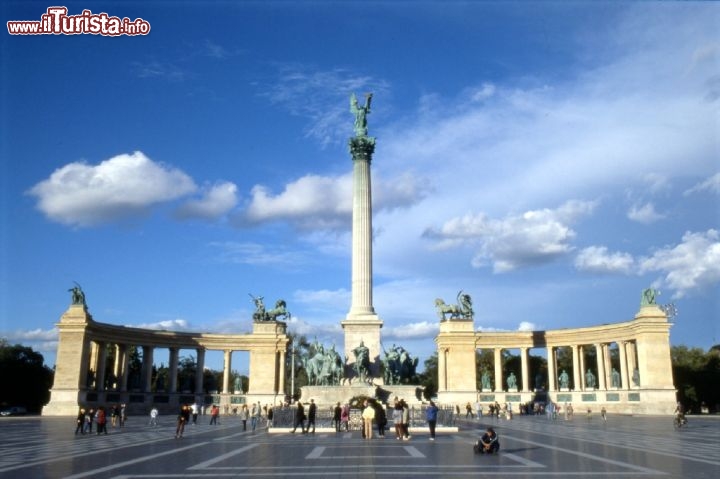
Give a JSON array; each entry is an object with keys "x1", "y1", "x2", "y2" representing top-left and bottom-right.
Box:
[{"x1": 1, "y1": 1, "x2": 718, "y2": 374}]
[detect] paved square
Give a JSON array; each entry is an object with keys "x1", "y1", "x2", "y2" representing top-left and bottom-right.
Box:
[{"x1": 0, "y1": 415, "x2": 718, "y2": 478}]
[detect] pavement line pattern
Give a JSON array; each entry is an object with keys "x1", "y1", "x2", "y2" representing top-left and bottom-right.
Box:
[
  {"x1": 502, "y1": 453, "x2": 546, "y2": 467},
  {"x1": 62, "y1": 442, "x2": 208, "y2": 479},
  {"x1": 187, "y1": 443, "x2": 259, "y2": 469},
  {"x1": 403, "y1": 446, "x2": 425, "y2": 458},
  {"x1": 306, "y1": 446, "x2": 326, "y2": 459},
  {"x1": 503, "y1": 434, "x2": 666, "y2": 475}
]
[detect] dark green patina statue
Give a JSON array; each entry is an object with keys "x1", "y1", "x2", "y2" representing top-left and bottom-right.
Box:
[{"x1": 249, "y1": 294, "x2": 291, "y2": 322}]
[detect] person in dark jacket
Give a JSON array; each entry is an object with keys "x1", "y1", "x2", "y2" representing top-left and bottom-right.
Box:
[
  {"x1": 475, "y1": 427, "x2": 499, "y2": 454},
  {"x1": 307, "y1": 399, "x2": 317, "y2": 434},
  {"x1": 291, "y1": 401, "x2": 306, "y2": 434}
]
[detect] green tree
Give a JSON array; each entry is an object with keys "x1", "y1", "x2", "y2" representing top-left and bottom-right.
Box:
[
  {"x1": 0, "y1": 340, "x2": 54, "y2": 413},
  {"x1": 419, "y1": 352, "x2": 438, "y2": 399},
  {"x1": 671, "y1": 345, "x2": 720, "y2": 413}
]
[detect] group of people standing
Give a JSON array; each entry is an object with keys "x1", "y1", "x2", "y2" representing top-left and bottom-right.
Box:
[{"x1": 74, "y1": 403, "x2": 126, "y2": 435}]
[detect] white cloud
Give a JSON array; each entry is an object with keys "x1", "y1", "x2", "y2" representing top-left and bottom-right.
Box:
[
  {"x1": 575, "y1": 246, "x2": 635, "y2": 274},
  {"x1": 477, "y1": 322, "x2": 538, "y2": 333},
  {"x1": 208, "y1": 241, "x2": 308, "y2": 267},
  {"x1": 684, "y1": 172, "x2": 720, "y2": 196},
  {"x1": 131, "y1": 319, "x2": 191, "y2": 331},
  {"x1": 384, "y1": 321, "x2": 439, "y2": 340},
  {"x1": 517, "y1": 321, "x2": 537, "y2": 332},
  {"x1": 238, "y1": 172, "x2": 427, "y2": 230},
  {"x1": 28, "y1": 151, "x2": 197, "y2": 227},
  {"x1": 294, "y1": 288, "x2": 350, "y2": 312},
  {"x1": 639, "y1": 229, "x2": 720, "y2": 298},
  {"x1": 0, "y1": 328, "x2": 59, "y2": 359},
  {"x1": 424, "y1": 200, "x2": 597, "y2": 272},
  {"x1": 627, "y1": 202, "x2": 665, "y2": 224},
  {"x1": 176, "y1": 181, "x2": 238, "y2": 220}
]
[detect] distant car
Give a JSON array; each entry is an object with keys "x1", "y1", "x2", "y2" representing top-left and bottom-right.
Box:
[{"x1": 0, "y1": 406, "x2": 27, "y2": 416}]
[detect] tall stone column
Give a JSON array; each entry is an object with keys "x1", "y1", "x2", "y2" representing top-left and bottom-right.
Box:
[
  {"x1": 595, "y1": 343, "x2": 606, "y2": 390},
  {"x1": 195, "y1": 348, "x2": 205, "y2": 395},
  {"x1": 96, "y1": 342, "x2": 108, "y2": 392},
  {"x1": 168, "y1": 347, "x2": 179, "y2": 393},
  {"x1": 141, "y1": 346, "x2": 154, "y2": 393},
  {"x1": 520, "y1": 347, "x2": 530, "y2": 392},
  {"x1": 618, "y1": 341, "x2": 629, "y2": 389},
  {"x1": 120, "y1": 345, "x2": 130, "y2": 392},
  {"x1": 341, "y1": 121, "x2": 383, "y2": 379},
  {"x1": 572, "y1": 344, "x2": 581, "y2": 391},
  {"x1": 493, "y1": 348, "x2": 503, "y2": 391},
  {"x1": 546, "y1": 346, "x2": 556, "y2": 391},
  {"x1": 438, "y1": 348, "x2": 447, "y2": 391},
  {"x1": 222, "y1": 350, "x2": 232, "y2": 394},
  {"x1": 278, "y1": 350, "x2": 286, "y2": 395}
]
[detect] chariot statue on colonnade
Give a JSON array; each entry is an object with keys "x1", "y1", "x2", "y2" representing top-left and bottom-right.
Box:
[
  {"x1": 435, "y1": 290, "x2": 474, "y2": 320},
  {"x1": 249, "y1": 294, "x2": 291, "y2": 322}
]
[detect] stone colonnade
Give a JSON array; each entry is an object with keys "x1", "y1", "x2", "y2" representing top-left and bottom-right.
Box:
[
  {"x1": 43, "y1": 305, "x2": 289, "y2": 416},
  {"x1": 435, "y1": 303, "x2": 676, "y2": 414}
]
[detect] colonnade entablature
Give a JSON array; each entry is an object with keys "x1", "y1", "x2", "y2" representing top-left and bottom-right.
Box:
[
  {"x1": 435, "y1": 302, "x2": 677, "y2": 415},
  {"x1": 44, "y1": 304, "x2": 289, "y2": 416}
]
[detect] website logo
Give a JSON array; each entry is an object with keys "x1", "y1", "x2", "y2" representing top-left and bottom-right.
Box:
[{"x1": 7, "y1": 7, "x2": 151, "y2": 36}]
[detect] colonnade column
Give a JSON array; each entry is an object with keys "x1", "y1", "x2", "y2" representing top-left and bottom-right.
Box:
[
  {"x1": 603, "y1": 344, "x2": 611, "y2": 387},
  {"x1": 168, "y1": 347, "x2": 179, "y2": 393},
  {"x1": 546, "y1": 346, "x2": 556, "y2": 391},
  {"x1": 595, "y1": 344, "x2": 606, "y2": 390},
  {"x1": 120, "y1": 345, "x2": 130, "y2": 392},
  {"x1": 520, "y1": 347, "x2": 529, "y2": 392},
  {"x1": 618, "y1": 341, "x2": 629, "y2": 389},
  {"x1": 195, "y1": 348, "x2": 205, "y2": 394},
  {"x1": 113, "y1": 345, "x2": 122, "y2": 388},
  {"x1": 572, "y1": 345, "x2": 581, "y2": 391},
  {"x1": 141, "y1": 346, "x2": 154, "y2": 392},
  {"x1": 493, "y1": 348, "x2": 503, "y2": 391},
  {"x1": 278, "y1": 350, "x2": 286, "y2": 395},
  {"x1": 438, "y1": 349, "x2": 447, "y2": 391},
  {"x1": 222, "y1": 350, "x2": 232, "y2": 394},
  {"x1": 626, "y1": 342, "x2": 638, "y2": 386},
  {"x1": 89, "y1": 342, "x2": 99, "y2": 385},
  {"x1": 95, "y1": 343, "x2": 108, "y2": 391},
  {"x1": 579, "y1": 346, "x2": 586, "y2": 389}
]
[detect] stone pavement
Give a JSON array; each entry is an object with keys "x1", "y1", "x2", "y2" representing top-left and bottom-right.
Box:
[{"x1": 0, "y1": 413, "x2": 718, "y2": 478}]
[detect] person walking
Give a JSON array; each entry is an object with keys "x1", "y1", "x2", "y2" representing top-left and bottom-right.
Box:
[
  {"x1": 191, "y1": 403, "x2": 199, "y2": 425},
  {"x1": 392, "y1": 399, "x2": 403, "y2": 439},
  {"x1": 375, "y1": 402, "x2": 387, "y2": 438},
  {"x1": 119, "y1": 403, "x2": 127, "y2": 428},
  {"x1": 307, "y1": 399, "x2": 317, "y2": 434},
  {"x1": 175, "y1": 404, "x2": 190, "y2": 438},
  {"x1": 362, "y1": 400, "x2": 375, "y2": 440},
  {"x1": 240, "y1": 404, "x2": 249, "y2": 431},
  {"x1": 251, "y1": 402, "x2": 261, "y2": 431},
  {"x1": 426, "y1": 400, "x2": 439, "y2": 441},
  {"x1": 333, "y1": 402, "x2": 342, "y2": 432},
  {"x1": 84, "y1": 408, "x2": 94, "y2": 434},
  {"x1": 401, "y1": 400, "x2": 411, "y2": 440},
  {"x1": 95, "y1": 407, "x2": 108, "y2": 435},
  {"x1": 75, "y1": 408, "x2": 86, "y2": 435},
  {"x1": 291, "y1": 401, "x2": 306, "y2": 434},
  {"x1": 340, "y1": 403, "x2": 350, "y2": 431},
  {"x1": 209, "y1": 404, "x2": 220, "y2": 425},
  {"x1": 149, "y1": 406, "x2": 159, "y2": 427},
  {"x1": 267, "y1": 405, "x2": 274, "y2": 427}
]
